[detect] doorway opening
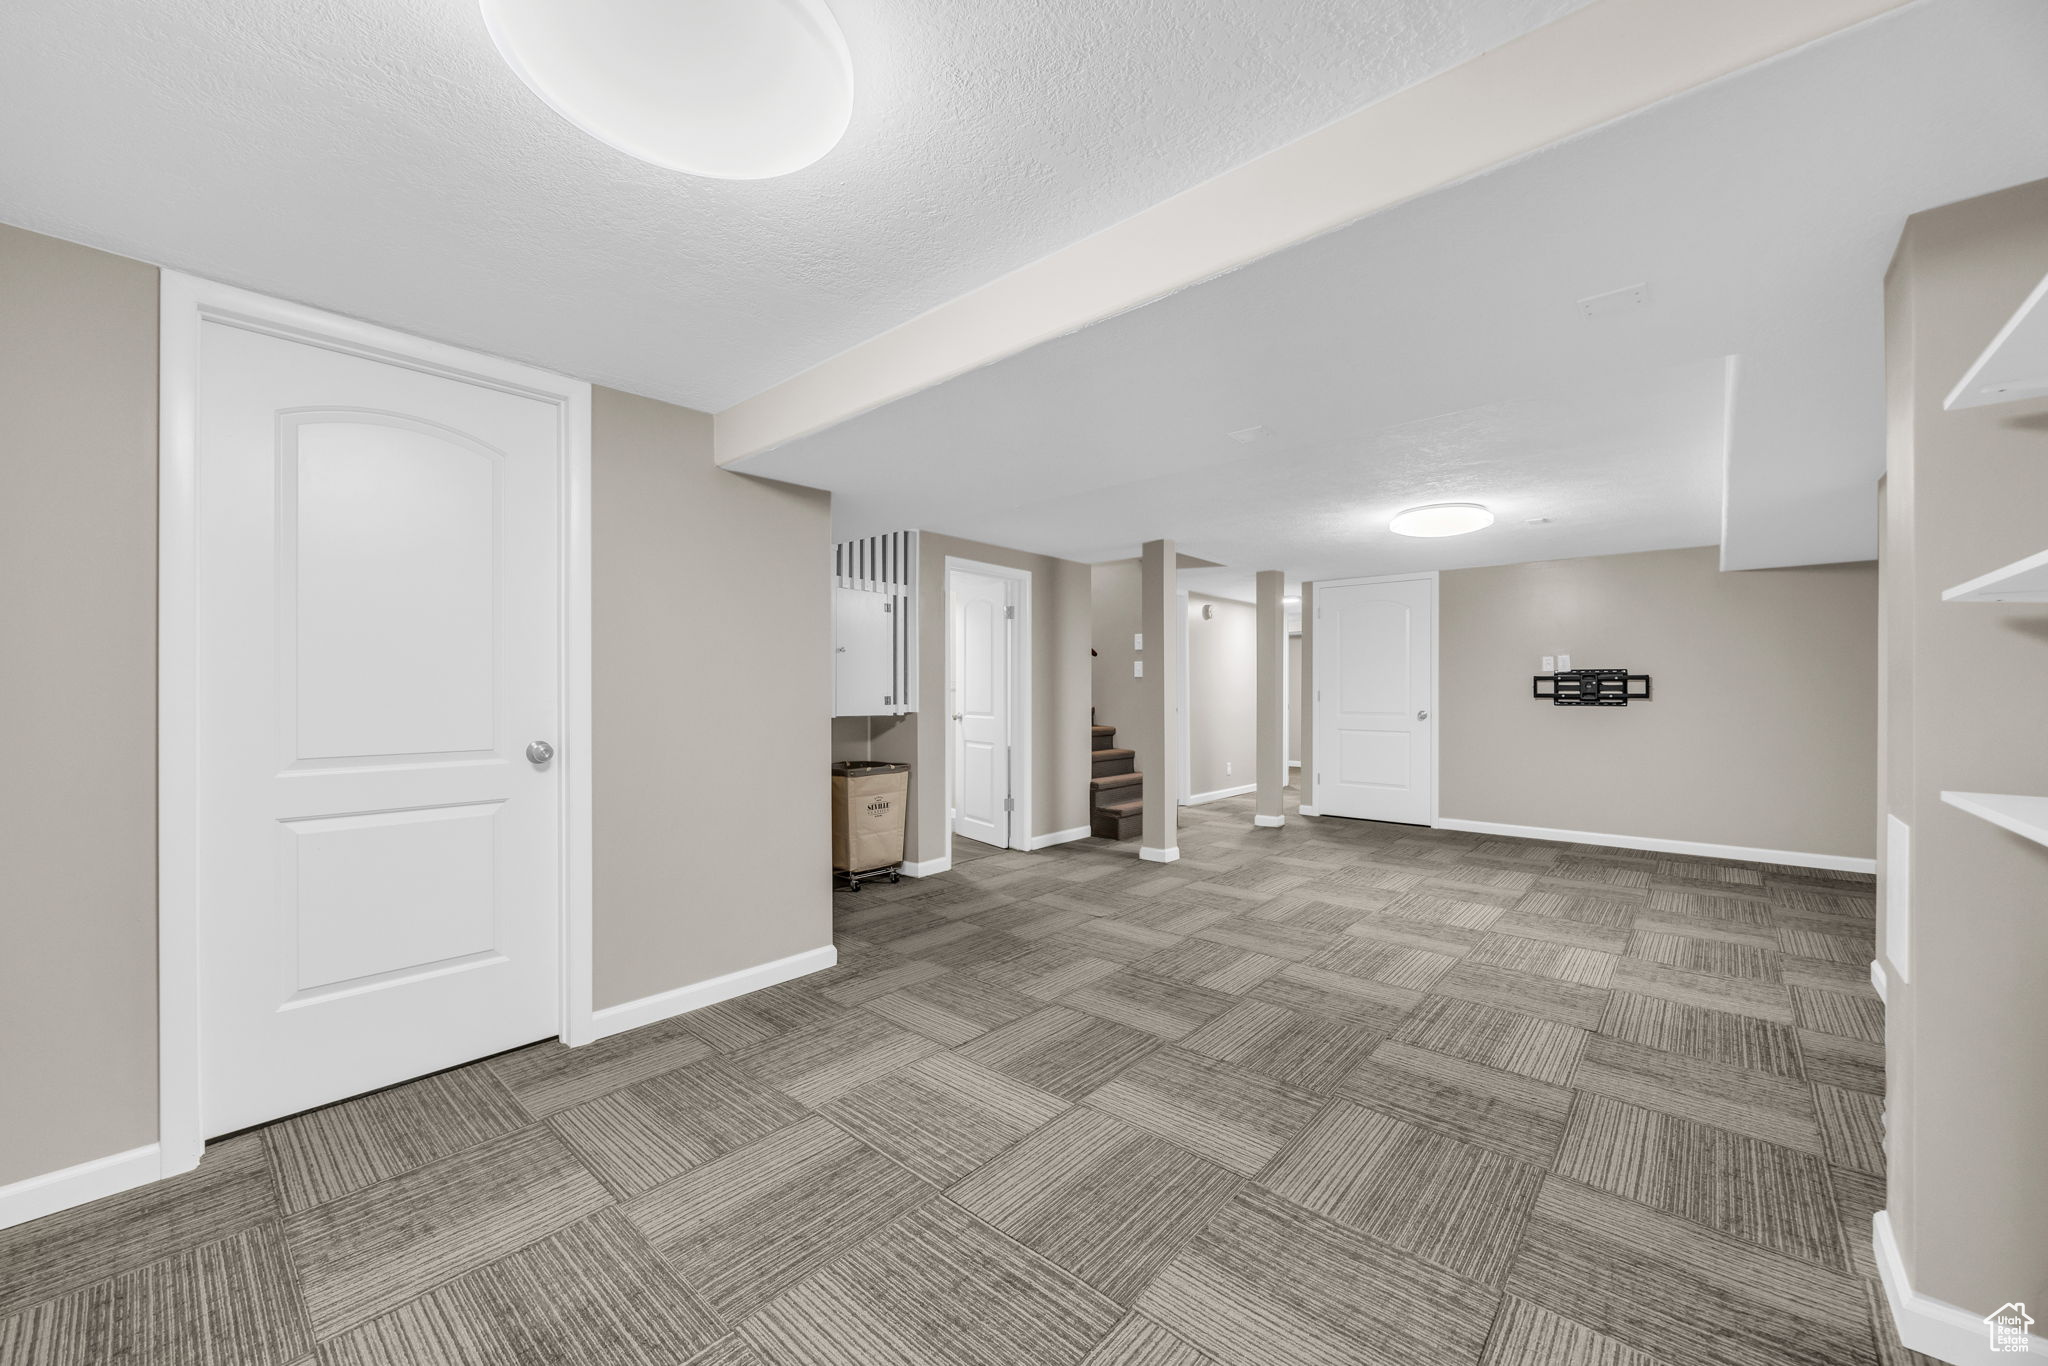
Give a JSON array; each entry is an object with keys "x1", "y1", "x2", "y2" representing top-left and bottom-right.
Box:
[{"x1": 944, "y1": 558, "x2": 1032, "y2": 856}]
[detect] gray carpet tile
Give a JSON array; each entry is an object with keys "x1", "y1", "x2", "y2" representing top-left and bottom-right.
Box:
[
  {"x1": 0, "y1": 1222, "x2": 309, "y2": 1366},
  {"x1": 1629, "y1": 931, "x2": 1783, "y2": 982},
  {"x1": 819, "y1": 1053, "x2": 1068, "y2": 1185},
  {"x1": 1608, "y1": 958, "x2": 1796, "y2": 1023},
  {"x1": 861, "y1": 972, "x2": 1044, "y2": 1046},
  {"x1": 5, "y1": 797, "x2": 1904, "y2": 1366},
  {"x1": 1554, "y1": 1093, "x2": 1846, "y2": 1269},
  {"x1": 732, "y1": 1008, "x2": 944, "y2": 1106},
  {"x1": 1060, "y1": 969, "x2": 1240, "y2": 1040},
  {"x1": 1135, "y1": 1184, "x2": 1499, "y2": 1366},
  {"x1": 284, "y1": 1124, "x2": 610, "y2": 1338},
  {"x1": 1813, "y1": 1084, "x2": 1886, "y2": 1175},
  {"x1": 549, "y1": 1056, "x2": 811, "y2": 1197},
  {"x1": 319, "y1": 1209, "x2": 722, "y2": 1366},
  {"x1": 1335, "y1": 1040, "x2": 1574, "y2": 1167},
  {"x1": 1798, "y1": 1028, "x2": 1886, "y2": 1094},
  {"x1": 1598, "y1": 992, "x2": 1804, "y2": 1077},
  {"x1": 1508, "y1": 1178, "x2": 1876, "y2": 1366},
  {"x1": 1076, "y1": 1314, "x2": 1223, "y2": 1366},
  {"x1": 1083, "y1": 1047, "x2": 1322, "y2": 1175},
  {"x1": 1791, "y1": 986, "x2": 1887, "y2": 1043},
  {"x1": 953, "y1": 1006, "x2": 1160, "y2": 1101},
  {"x1": 949, "y1": 1108, "x2": 1242, "y2": 1303},
  {"x1": 1481, "y1": 1295, "x2": 1678, "y2": 1366},
  {"x1": 1572, "y1": 1036, "x2": 1824, "y2": 1153},
  {"x1": 1394, "y1": 996, "x2": 1588, "y2": 1085},
  {"x1": 0, "y1": 1131, "x2": 279, "y2": 1318},
  {"x1": 740, "y1": 1199, "x2": 1123, "y2": 1366},
  {"x1": 623, "y1": 1114, "x2": 938, "y2": 1321},
  {"x1": 1261, "y1": 1101, "x2": 1546, "y2": 1282},
  {"x1": 487, "y1": 1018, "x2": 714, "y2": 1117},
  {"x1": 1178, "y1": 998, "x2": 1384, "y2": 1095},
  {"x1": 1130, "y1": 939, "x2": 1287, "y2": 994},
  {"x1": 266, "y1": 1064, "x2": 530, "y2": 1213},
  {"x1": 1431, "y1": 960, "x2": 1613, "y2": 1030},
  {"x1": 1468, "y1": 931, "x2": 1618, "y2": 986}
]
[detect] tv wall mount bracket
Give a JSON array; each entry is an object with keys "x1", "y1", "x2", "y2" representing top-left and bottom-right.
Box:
[{"x1": 1532, "y1": 668, "x2": 1651, "y2": 706}]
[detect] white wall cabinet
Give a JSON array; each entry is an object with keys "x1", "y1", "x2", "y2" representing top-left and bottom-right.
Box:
[{"x1": 833, "y1": 530, "x2": 917, "y2": 717}]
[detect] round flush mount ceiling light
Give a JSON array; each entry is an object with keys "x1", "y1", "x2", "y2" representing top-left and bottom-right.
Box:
[
  {"x1": 480, "y1": 0, "x2": 853, "y2": 180},
  {"x1": 1389, "y1": 503, "x2": 1495, "y2": 538}
]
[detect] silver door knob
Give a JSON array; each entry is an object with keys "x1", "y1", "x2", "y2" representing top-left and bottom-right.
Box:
[
  {"x1": 1416, "y1": 709, "x2": 1430, "y2": 720},
  {"x1": 526, "y1": 740, "x2": 555, "y2": 765},
  {"x1": 953, "y1": 713, "x2": 963, "y2": 721}
]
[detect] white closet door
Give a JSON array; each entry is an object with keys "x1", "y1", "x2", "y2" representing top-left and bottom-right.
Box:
[
  {"x1": 950, "y1": 570, "x2": 1012, "y2": 848},
  {"x1": 1314, "y1": 576, "x2": 1435, "y2": 825},
  {"x1": 196, "y1": 318, "x2": 565, "y2": 1135}
]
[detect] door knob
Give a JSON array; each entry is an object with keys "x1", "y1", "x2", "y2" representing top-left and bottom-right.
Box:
[
  {"x1": 1416, "y1": 709, "x2": 1430, "y2": 721},
  {"x1": 526, "y1": 740, "x2": 555, "y2": 765},
  {"x1": 953, "y1": 713, "x2": 963, "y2": 722}
]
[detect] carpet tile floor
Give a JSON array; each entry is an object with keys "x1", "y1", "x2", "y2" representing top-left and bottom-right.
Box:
[{"x1": 0, "y1": 794, "x2": 1928, "y2": 1366}]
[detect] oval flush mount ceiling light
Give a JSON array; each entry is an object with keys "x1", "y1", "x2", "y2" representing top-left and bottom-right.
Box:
[
  {"x1": 479, "y1": 0, "x2": 853, "y2": 180},
  {"x1": 1389, "y1": 503, "x2": 1495, "y2": 537}
]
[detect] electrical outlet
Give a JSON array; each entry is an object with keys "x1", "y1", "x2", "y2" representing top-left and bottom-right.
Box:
[
  {"x1": 1226, "y1": 762, "x2": 1233, "y2": 777},
  {"x1": 1541, "y1": 655, "x2": 1555, "y2": 673},
  {"x1": 1133, "y1": 660, "x2": 1143, "y2": 678},
  {"x1": 1557, "y1": 653, "x2": 1572, "y2": 671},
  {"x1": 1134, "y1": 632, "x2": 1144, "y2": 651}
]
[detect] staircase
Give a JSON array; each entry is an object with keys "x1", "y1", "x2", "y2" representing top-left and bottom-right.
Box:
[{"x1": 1090, "y1": 722, "x2": 1143, "y2": 840}]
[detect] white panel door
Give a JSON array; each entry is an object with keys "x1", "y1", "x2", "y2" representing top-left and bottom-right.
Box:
[
  {"x1": 196, "y1": 319, "x2": 564, "y2": 1136},
  {"x1": 950, "y1": 570, "x2": 1011, "y2": 848},
  {"x1": 1314, "y1": 577, "x2": 1434, "y2": 825},
  {"x1": 833, "y1": 585, "x2": 894, "y2": 717}
]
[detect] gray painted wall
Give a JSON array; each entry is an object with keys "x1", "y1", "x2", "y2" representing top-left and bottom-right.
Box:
[
  {"x1": 0, "y1": 224, "x2": 161, "y2": 1186},
  {"x1": 1439, "y1": 546, "x2": 1877, "y2": 858},
  {"x1": 591, "y1": 389, "x2": 832, "y2": 1007},
  {"x1": 0, "y1": 222, "x2": 835, "y2": 1187},
  {"x1": 1882, "y1": 177, "x2": 2048, "y2": 1316}
]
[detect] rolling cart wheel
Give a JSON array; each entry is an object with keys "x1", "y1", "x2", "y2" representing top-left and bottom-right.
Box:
[{"x1": 888, "y1": 871, "x2": 901, "y2": 884}]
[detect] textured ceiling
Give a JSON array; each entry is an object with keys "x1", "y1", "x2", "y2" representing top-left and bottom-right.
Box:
[
  {"x1": 0, "y1": 0, "x2": 1588, "y2": 411},
  {"x1": 738, "y1": 0, "x2": 2048, "y2": 588}
]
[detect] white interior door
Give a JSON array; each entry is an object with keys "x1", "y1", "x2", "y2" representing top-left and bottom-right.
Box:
[
  {"x1": 950, "y1": 569, "x2": 1011, "y2": 848},
  {"x1": 1313, "y1": 576, "x2": 1435, "y2": 825},
  {"x1": 195, "y1": 317, "x2": 567, "y2": 1136}
]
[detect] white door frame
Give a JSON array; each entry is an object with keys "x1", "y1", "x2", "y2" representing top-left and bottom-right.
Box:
[
  {"x1": 1177, "y1": 590, "x2": 1192, "y2": 804},
  {"x1": 943, "y1": 557, "x2": 1033, "y2": 851},
  {"x1": 158, "y1": 273, "x2": 594, "y2": 1176},
  {"x1": 1310, "y1": 571, "x2": 1440, "y2": 828}
]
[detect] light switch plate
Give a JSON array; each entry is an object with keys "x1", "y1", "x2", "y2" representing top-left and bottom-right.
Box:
[
  {"x1": 1557, "y1": 653, "x2": 1571, "y2": 671},
  {"x1": 1542, "y1": 655, "x2": 1555, "y2": 672},
  {"x1": 1134, "y1": 633, "x2": 1144, "y2": 651}
]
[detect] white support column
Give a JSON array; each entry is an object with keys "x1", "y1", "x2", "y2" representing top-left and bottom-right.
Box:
[
  {"x1": 1137, "y1": 539, "x2": 1180, "y2": 862},
  {"x1": 1255, "y1": 570, "x2": 1286, "y2": 828}
]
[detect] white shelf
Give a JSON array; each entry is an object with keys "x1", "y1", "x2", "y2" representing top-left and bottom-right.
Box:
[
  {"x1": 1942, "y1": 547, "x2": 2048, "y2": 602},
  {"x1": 1942, "y1": 791, "x2": 2048, "y2": 849},
  {"x1": 1946, "y1": 268, "x2": 2048, "y2": 410}
]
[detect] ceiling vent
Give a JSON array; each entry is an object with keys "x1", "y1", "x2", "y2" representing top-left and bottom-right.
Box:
[{"x1": 1578, "y1": 283, "x2": 1651, "y2": 318}]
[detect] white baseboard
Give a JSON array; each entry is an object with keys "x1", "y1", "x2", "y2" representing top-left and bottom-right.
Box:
[
  {"x1": 1433, "y1": 817, "x2": 1876, "y2": 875},
  {"x1": 1871, "y1": 960, "x2": 1889, "y2": 1003},
  {"x1": 1139, "y1": 846, "x2": 1181, "y2": 863},
  {"x1": 1185, "y1": 783, "x2": 1257, "y2": 806},
  {"x1": 589, "y1": 945, "x2": 838, "y2": 1040},
  {"x1": 0, "y1": 1143, "x2": 163, "y2": 1233},
  {"x1": 1253, "y1": 814, "x2": 1285, "y2": 828},
  {"x1": 1875, "y1": 1211, "x2": 2046, "y2": 1362},
  {"x1": 1298, "y1": 805, "x2": 1319, "y2": 817},
  {"x1": 901, "y1": 855, "x2": 952, "y2": 877},
  {"x1": 1028, "y1": 826, "x2": 1090, "y2": 851}
]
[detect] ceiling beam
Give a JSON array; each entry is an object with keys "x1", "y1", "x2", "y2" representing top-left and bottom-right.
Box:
[{"x1": 713, "y1": 0, "x2": 1914, "y2": 466}]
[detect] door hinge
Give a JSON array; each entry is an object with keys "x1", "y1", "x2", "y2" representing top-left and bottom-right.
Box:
[
  {"x1": 1003, "y1": 795, "x2": 1015, "y2": 813},
  {"x1": 1004, "y1": 604, "x2": 1016, "y2": 620},
  {"x1": 883, "y1": 600, "x2": 894, "y2": 612}
]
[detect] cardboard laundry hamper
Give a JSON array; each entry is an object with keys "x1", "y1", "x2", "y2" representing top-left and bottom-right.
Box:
[{"x1": 831, "y1": 760, "x2": 910, "y2": 888}]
